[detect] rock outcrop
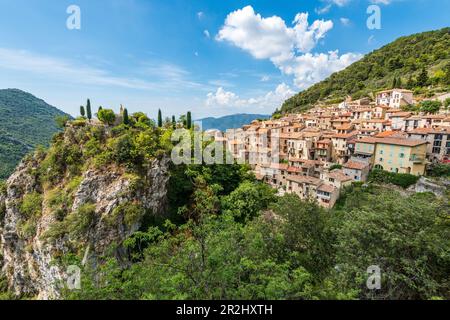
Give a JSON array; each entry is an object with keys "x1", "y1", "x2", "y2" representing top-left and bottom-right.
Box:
[{"x1": 0, "y1": 153, "x2": 170, "y2": 299}]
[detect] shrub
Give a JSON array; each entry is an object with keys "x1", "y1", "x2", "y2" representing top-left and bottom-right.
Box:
[
  {"x1": 65, "y1": 204, "x2": 96, "y2": 239},
  {"x1": 20, "y1": 192, "x2": 43, "y2": 219},
  {"x1": 427, "y1": 163, "x2": 450, "y2": 177},
  {"x1": 0, "y1": 181, "x2": 6, "y2": 196},
  {"x1": 329, "y1": 164, "x2": 343, "y2": 171},
  {"x1": 18, "y1": 217, "x2": 38, "y2": 239},
  {"x1": 368, "y1": 169, "x2": 419, "y2": 188},
  {"x1": 97, "y1": 109, "x2": 116, "y2": 125},
  {"x1": 420, "y1": 100, "x2": 442, "y2": 114},
  {"x1": 110, "y1": 202, "x2": 144, "y2": 228}
]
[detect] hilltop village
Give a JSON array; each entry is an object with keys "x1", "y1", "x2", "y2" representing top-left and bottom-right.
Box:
[{"x1": 215, "y1": 89, "x2": 450, "y2": 208}]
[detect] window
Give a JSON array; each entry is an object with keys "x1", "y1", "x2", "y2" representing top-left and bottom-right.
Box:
[
  {"x1": 432, "y1": 147, "x2": 441, "y2": 154},
  {"x1": 380, "y1": 150, "x2": 384, "y2": 155},
  {"x1": 399, "y1": 153, "x2": 405, "y2": 158},
  {"x1": 379, "y1": 158, "x2": 383, "y2": 162}
]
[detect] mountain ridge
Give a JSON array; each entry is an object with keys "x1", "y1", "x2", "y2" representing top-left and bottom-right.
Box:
[
  {"x1": 197, "y1": 113, "x2": 270, "y2": 131},
  {"x1": 280, "y1": 27, "x2": 450, "y2": 114},
  {"x1": 0, "y1": 88, "x2": 70, "y2": 180}
]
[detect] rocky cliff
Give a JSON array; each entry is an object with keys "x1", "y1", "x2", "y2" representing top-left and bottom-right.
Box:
[{"x1": 0, "y1": 124, "x2": 171, "y2": 299}]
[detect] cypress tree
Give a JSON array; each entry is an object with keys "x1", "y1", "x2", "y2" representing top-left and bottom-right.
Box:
[
  {"x1": 86, "y1": 99, "x2": 92, "y2": 121},
  {"x1": 187, "y1": 111, "x2": 192, "y2": 129},
  {"x1": 392, "y1": 78, "x2": 397, "y2": 89},
  {"x1": 417, "y1": 68, "x2": 429, "y2": 87},
  {"x1": 172, "y1": 115, "x2": 176, "y2": 129},
  {"x1": 158, "y1": 109, "x2": 163, "y2": 127},
  {"x1": 406, "y1": 76, "x2": 415, "y2": 89},
  {"x1": 123, "y1": 108, "x2": 129, "y2": 125},
  {"x1": 80, "y1": 106, "x2": 85, "y2": 117},
  {"x1": 397, "y1": 77, "x2": 403, "y2": 88}
]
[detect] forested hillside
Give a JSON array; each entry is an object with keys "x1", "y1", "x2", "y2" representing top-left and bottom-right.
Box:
[
  {"x1": 0, "y1": 89, "x2": 69, "y2": 180},
  {"x1": 280, "y1": 28, "x2": 450, "y2": 114}
]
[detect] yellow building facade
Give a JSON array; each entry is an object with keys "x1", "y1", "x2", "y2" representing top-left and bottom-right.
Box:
[{"x1": 355, "y1": 137, "x2": 427, "y2": 175}]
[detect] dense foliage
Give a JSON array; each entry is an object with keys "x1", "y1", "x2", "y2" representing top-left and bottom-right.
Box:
[
  {"x1": 0, "y1": 89, "x2": 70, "y2": 180},
  {"x1": 368, "y1": 169, "x2": 420, "y2": 188},
  {"x1": 281, "y1": 28, "x2": 450, "y2": 114},
  {"x1": 64, "y1": 178, "x2": 450, "y2": 300}
]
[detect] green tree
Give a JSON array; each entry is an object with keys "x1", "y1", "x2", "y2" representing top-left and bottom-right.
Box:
[
  {"x1": 416, "y1": 67, "x2": 429, "y2": 87},
  {"x1": 221, "y1": 181, "x2": 276, "y2": 222},
  {"x1": 172, "y1": 115, "x2": 176, "y2": 129},
  {"x1": 406, "y1": 75, "x2": 415, "y2": 89},
  {"x1": 97, "y1": 109, "x2": 116, "y2": 126},
  {"x1": 420, "y1": 100, "x2": 442, "y2": 114},
  {"x1": 86, "y1": 99, "x2": 92, "y2": 121},
  {"x1": 186, "y1": 111, "x2": 192, "y2": 129},
  {"x1": 270, "y1": 194, "x2": 334, "y2": 279},
  {"x1": 80, "y1": 106, "x2": 85, "y2": 118},
  {"x1": 392, "y1": 77, "x2": 398, "y2": 89},
  {"x1": 123, "y1": 108, "x2": 129, "y2": 125},
  {"x1": 440, "y1": 62, "x2": 450, "y2": 85},
  {"x1": 157, "y1": 109, "x2": 162, "y2": 127},
  {"x1": 444, "y1": 98, "x2": 450, "y2": 109},
  {"x1": 55, "y1": 115, "x2": 70, "y2": 128},
  {"x1": 333, "y1": 190, "x2": 450, "y2": 299}
]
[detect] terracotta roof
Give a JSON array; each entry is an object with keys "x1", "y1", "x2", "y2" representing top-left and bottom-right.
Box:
[
  {"x1": 287, "y1": 166, "x2": 302, "y2": 173},
  {"x1": 332, "y1": 132, "x2": 357, "y2": 139},
  {"x1": 364, "y1": 119, "x2": 389, "y2": 123},
  {"x1": 375, "y1": 137, "x2": 428, "y2": 147},
  {"x1": 317, "y1": 184, "x2": 337, "y2": 193},
  {"x1": 287, "y1": 175, "x2": 323, "y2": 186},
  {"x1": 260, "y1": 163, "x2": 289, "y2": 170},
  {"x1": 390, "y1": 112, "x2": 412, "y2": 118},
  {"x1": 343, "y1": 161, "x2": 369, "y2": 170},
  {"x1": 328, "y1": 170, "x2": 353, "y2": 182},
  {"x1": 409, "y1": 127, "x2": 450, "y2": 135},
  {"x1": 375, "y1": 131, "x2": 398, "y2": 138},
  {"x1": 356, "y1": 137, "x2": 378, "y2": 144}
]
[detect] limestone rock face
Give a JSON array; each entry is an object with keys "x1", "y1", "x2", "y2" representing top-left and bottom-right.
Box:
[{"x1": 0, "y1": 155, "x2": 170, "y2": 299}]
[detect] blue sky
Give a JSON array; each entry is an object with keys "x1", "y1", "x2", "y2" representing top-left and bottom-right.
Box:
[{"x1": 0, "y1": 0, "x2": 449, "y2": 119}]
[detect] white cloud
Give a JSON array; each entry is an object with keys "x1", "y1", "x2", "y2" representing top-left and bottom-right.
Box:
[
  {"x1": 217, "y1": 6, "x2": 362, "y2": 90},
  {"x1": 216, "y1": 6, "x2": 333, "y2": 63},
  {"x1": 315, "y1": 5, "x2": 332, "y2": 15},
  {"x1": 277, "y1": 51, "x2": 362, "y2": 89},
  {"x1": 206, "y1": 83, "x2": 295, "y2": 110},
  {"x1": 340, "y1": 18, "x2": 351, "y2": 26},
  {"x1": 206, "y1": 87, "x2": 240, "y2": 107},
  {"x1": 203, "y1": 30, "x2": 210, "y2": 38},
  {"x1": 260, "y1": 75, "x2": 270, "y2": 82},
  {"x1": 370, "y1": 0, "x2": 391, "y2": 4},
  {"x1": 216, "y1": 6, "x2": 295, "y2": 62},
  {"x1": 197, "y1": 11, "x2": 204, "y2": 19},
  {"x1": 292, "y1": 13, "x2": 334, "y2": 53},
  {"x1": 330, "y1": 0, "x2": 351, "y2": 6}
]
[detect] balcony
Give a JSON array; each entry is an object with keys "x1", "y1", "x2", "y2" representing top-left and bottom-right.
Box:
[{"x1": 409, "y1": 154, "x2": 425, "y2": 163}]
